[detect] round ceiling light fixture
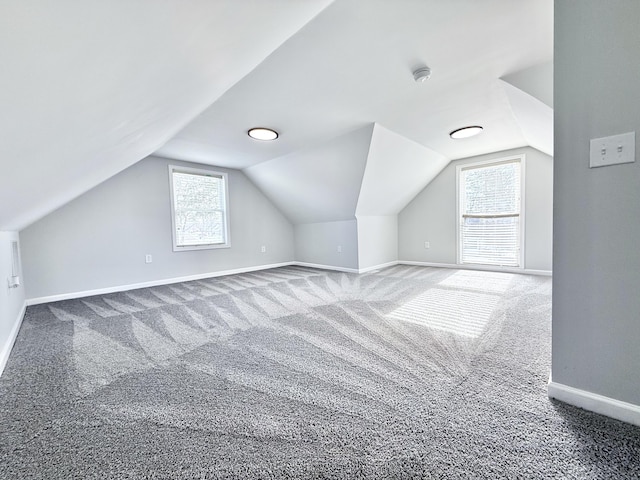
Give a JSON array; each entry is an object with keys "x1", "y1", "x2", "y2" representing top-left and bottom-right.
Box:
[
  {"x1": 248, "y1": 127, "x2": 279, "y2": 141},
  {"x1": 449, "y1": 125, "x2": 484, "y2": 139},
  {"x1": 413, "y1": 66, "x2": 432, "y2": 83}
]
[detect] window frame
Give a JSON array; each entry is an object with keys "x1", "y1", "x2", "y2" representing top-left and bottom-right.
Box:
[
  {"x1": 168, "y1": 165, "x2": 231, "y2": 252},
  {"x1": 455, "y1": 154, "x2": 525, "y2": 269}
]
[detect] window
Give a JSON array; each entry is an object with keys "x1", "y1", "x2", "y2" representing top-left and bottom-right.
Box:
[
  {"x1": 169, "y1": 165, "x2": 230, "y2": 251},
  {"x1": 457, "y1": 156, "x2": 524, "y2": 268}
]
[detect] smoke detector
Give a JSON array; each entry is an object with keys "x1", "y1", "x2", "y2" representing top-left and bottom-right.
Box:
[{"x1": 413, "y1": 67, "x2": 432, "y2": 83}]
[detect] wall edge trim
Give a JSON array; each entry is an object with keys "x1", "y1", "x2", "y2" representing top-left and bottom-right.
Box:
[
  {"x1": 548, "y1": 380, "x2": 640, "y2": 427},
  {"x1": 26, "y1": 260, "x2": 551, "y2": 307},
  {"x1": 358, "y1": 261, "x2": 399, "y2": 273},
  {"x1": 26, "y1": 262, "x2": 297, "y2": 306},
  {"x1": 293, "y1": 262, "x2": 360, "y2": 274},
  {"x1": 0, "y1": 301, "x2": 27, "y2": 377},
  {"x1": 398, "y1": 260, "x2": 552, "y2": 276}
]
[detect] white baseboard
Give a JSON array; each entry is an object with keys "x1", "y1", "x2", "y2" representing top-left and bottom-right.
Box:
[
  {"x1": 295, "y1": 261, "x2": 400, "y2": 274},
  {"x1": 26, "y1": 262, "x2": 296, "y2": 306},
  {"x1": 26, "y1": 260, "x2": 400, "y2": 308},
  {"x1": 357, "y1": 261, "x2": 399, "y2": 273},
  {"x1": 293, "y1": 262, "x2": 359, "y2": 274},
  {"x1": 399, "y1": 260, "x2": 552, "y2": 277},
  {"x1": 548, "y1": 380, "x2": 640, "y2": 427},
  {"x1": 0, "y1": 301, "x2": 27, "y2": 377},
  {"x1": 27, "y1": 259, "x2": 549, "y2": 307},
  {"x1": 26, "y1": 260, "x2": 395, "y2": 306}
]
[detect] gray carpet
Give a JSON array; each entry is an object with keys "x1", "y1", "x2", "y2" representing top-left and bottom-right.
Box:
[{"x1": 1, "y1": 265, "x2": 638, "y2": 479}]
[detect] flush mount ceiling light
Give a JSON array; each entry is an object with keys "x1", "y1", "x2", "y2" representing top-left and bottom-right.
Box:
[
  {"x1": 413, "y1": 66, "x2": 432, "y2": 83},
  {"x1": 248, "y1": 127, "x2": 279, "y2": 141},
  {"x1": 450, "y1": 126, "x2": 484, "y2": 139}
]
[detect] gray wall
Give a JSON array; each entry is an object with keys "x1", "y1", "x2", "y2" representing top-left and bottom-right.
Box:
[
  {"x1": 553, "y1": 1, "x2": 640, "y2": 405},
  {"x1": 398, "y1": 147, "x2": 553, "y2": 271},
  {"x1": 294, "y1": 220, "x2": 359, "y2": 270},
  {"x1": 357, "y1": 216, "x2": 398, "y2": 269},
  {"x1": 0, "y1": 231, "x2": 25, "y2": 371},
  {"x1": 21, "y1": 156, "x2": 294, "y2": 300}
]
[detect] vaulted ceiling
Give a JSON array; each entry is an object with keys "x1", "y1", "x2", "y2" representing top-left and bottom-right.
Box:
[{"x1": 0, "y1": 0, "x2": 553, "y2": 231}]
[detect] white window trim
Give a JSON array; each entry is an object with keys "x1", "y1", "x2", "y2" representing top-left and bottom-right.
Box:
[
  {"x1": 168, "y1": 165, "x2": 231, "y2": 252},
  {"x1": 455, "y1": 154, "x2": 526, "y2": 269}
]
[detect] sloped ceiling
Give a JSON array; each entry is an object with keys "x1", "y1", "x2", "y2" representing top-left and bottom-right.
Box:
[
  {"x1": 157, "y1": 0, "x2": 553, "y2": 223},
  {"x1": 501, "y1": 80, "x2": 553, "y2": 157},
  {"x1": 157, "y1": 0, "x2": 553, "y2": 169},
  {"x1": 0, "y1": 0, "x2": 332, "y2": 230},
  {"x1": 244, "y1": 125, "x2": 373, "y2": 224},
  {"x1": 2, "y1": 0, "x2": 553, "y2": 231},
  {"x1": 245, "y1": 123, "x2": 451, "y2": 224},
  {"x1": 502, "y1": 62, "x2": 553, "y2": 109},
  {"x1": 501, "y1": 61, "x2": 553, "y2": 156},
  {"x1": 356, "y1": 124, "x2": 449, "y2": 217}
]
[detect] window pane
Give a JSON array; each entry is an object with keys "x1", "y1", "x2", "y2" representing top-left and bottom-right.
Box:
[
  {"x1": 461, "y1": 216, "x2": 520, "y2": 266},
  {"x1": 460, "y1": 160, "x2": 521, "y2": 267},
  {"x1": 172, "y1": 170, "x2": 227, "y2": 247},
  {"x1": 175, "y1": 210, "x2": 224, "y2": 246},
  {"x1": 462, "y1": 162, "x2": 519, "y2": 215}
]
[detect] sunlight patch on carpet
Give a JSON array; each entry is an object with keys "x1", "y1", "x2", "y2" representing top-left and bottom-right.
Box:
[
  {"x1": 438, "y1": 270, "x2": 514, "y2": 294},
  {"x1": 386, "y1": 288, "x2": 500, "y2": 338}
]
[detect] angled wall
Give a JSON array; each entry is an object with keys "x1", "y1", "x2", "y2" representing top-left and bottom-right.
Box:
[{"x1": 20, "y1": 156, "x2": 294, "y2": 301}]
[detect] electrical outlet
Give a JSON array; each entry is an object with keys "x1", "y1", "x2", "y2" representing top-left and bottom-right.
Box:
[
  {"x1": 145, "y1": 254, "x2": 153, "y2": 264},
  {"x1": 337, "y1": 245, "x2": 342, "y2": 253},
  {"x1": 261, "y1": 245, "x2": 266, "y2": 253},
  {"x1": 424, "y1": 241, "x2": 430, "y2": 249}
]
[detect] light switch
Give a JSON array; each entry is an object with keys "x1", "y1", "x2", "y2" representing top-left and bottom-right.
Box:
[{"x1": 589, "y1": 131, "x2": 635, "y2": 168}]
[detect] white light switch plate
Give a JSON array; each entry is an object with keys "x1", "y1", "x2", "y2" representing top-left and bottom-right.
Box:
[{"x1": 589, "y1": 131, "x2": 635, "y2": 168}]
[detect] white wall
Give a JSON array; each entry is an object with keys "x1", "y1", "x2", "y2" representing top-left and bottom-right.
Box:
[
  {"x1": 0, "y1": 231, "x2": 26, "y2": 374},
  {"x1": 552, "y1": 1, "x2": 640, "y2": 407},
  {"x1": 357, "y1": 216, "x2": 398, "y2": 270},
  {"x1": 501, "y1": 61, "x2": 553, "y2": 109},
  {"x1": 398, "y1": 147, "x2": 553, "y2": 271},
  {"x1": 294, "y1": 220, "x2": 359, "y2": 271},
  {"x1": 356, "y1": 124, "x2": 449, "y2": 216},
  {"x1": 244, "y1": 125, "x2": 373, "y2": 224},
  {"x1": 20, "y1": 156, "x2": 294, "y2": 300}
]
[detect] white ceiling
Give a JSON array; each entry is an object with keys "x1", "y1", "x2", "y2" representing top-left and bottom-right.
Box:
[
  {"x1": 157, "y1": 0, "x2": 553, "y2": 170},
  {"x1": 1, "y1": 0, "x2": 553, "y2": 231},
  {"x1": 0, "y1": 0, "x2": 332, "y2": 230},
  {"x1": 356, "y1": 124, "x2": 449, "y2": 217},
  {"x1": 244, "y1": 125, "x2": 373, "y2": 224}
]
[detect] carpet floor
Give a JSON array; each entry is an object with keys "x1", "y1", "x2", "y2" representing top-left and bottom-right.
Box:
[{"x1": 1, "y1": 265, "x2": 639, "y2": 479}]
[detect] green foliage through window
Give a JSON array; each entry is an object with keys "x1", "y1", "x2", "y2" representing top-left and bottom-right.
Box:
[
  {"x1": 170, "y1": 168, "x2": 228, "y2": 248},
  {"x1": 459, "y1": 160, "x2": 521, "y2": 267}
]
